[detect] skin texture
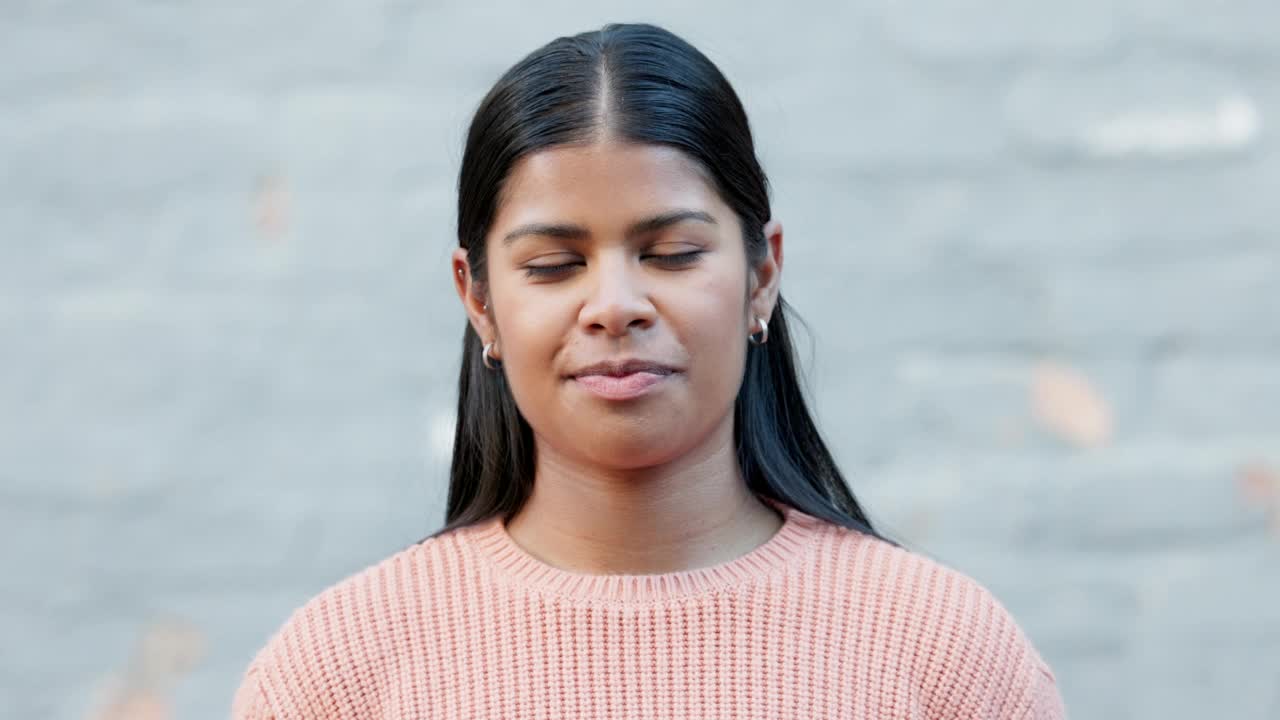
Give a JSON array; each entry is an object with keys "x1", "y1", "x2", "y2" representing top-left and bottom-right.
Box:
[{"x1": 451, "y1": 140, "x2": 787, "y2": 575}]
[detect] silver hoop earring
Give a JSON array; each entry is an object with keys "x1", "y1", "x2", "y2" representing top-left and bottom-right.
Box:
[
  {"x1": 748, "y1": 316, "x2": 769, "y2": 346},
  {"x1": 482, "y1": 341, "x2": 500, "y2": 370}
]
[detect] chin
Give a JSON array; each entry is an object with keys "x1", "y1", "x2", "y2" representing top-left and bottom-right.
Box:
[{"x1": 575, "y1": 426, "x2": 692, "y2": 470}]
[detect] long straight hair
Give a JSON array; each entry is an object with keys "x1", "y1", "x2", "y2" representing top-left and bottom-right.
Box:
[{"x1": 419, "y1": 22, "x2": 894, "y2": 546}]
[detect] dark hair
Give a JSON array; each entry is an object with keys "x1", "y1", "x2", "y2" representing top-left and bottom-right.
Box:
[{"x1": 419, "y1": 22, "x2": 895, "y2": 547}]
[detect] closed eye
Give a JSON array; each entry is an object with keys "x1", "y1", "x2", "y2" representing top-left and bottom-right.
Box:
[
  {"x1": 643, "y1": 250, "x2": 704, "y2": 268},
  {"x1": 523, "y1": 260, "x2": 584, "y2": 279},
  {"x1": 523, "y1": 251, "x2": 704, "y2": 279}
]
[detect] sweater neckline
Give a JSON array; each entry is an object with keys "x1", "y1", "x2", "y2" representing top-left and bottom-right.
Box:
[{"x1": 462, "y1": 495, "x2": 822, "y2": 604}]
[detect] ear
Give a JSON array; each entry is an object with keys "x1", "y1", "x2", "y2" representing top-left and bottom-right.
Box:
[
  {"x1": 452, "y1": 248, "x2": 497, "y2": 344},
  {"x1": 748, "y1": 218, "x2": 784, "y2": 326}
]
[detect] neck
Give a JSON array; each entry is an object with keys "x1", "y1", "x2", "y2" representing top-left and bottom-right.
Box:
[{"x1": 503, "y1": 417, "x2": 785, "y2": 576}]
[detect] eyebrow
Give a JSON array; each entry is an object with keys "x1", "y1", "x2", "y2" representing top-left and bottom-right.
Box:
[{"x1": 501, "y1": 209, "x2": 717, "y2": 246}]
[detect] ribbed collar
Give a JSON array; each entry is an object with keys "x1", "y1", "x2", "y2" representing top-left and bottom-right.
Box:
[{"x1": 460, "y1": 496, "x2": 823, "y2": 604}]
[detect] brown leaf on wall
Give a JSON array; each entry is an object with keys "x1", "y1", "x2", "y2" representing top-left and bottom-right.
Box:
[
  {"x1": 85, "y1": 617, "x2": 206, "y2": 720},
  {"x1": 1030, "y1": 360, "x2": 1113, "y2": 448},
  {"x1": 254, "y1": 173, "x2": 291, "y2": 241},
  {"x1": 88, "y1": 690, "x2": 170, "y2": 720},
  {"x1": 1237, "y1": 461, "x2": 1280, "y2": 536}
]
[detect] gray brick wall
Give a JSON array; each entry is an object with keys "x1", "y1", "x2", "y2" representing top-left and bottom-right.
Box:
[{"x1": 3, "y1": 2, "x2": 1277, "y2": 718}]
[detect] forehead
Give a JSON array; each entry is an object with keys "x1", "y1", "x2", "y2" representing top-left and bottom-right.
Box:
[{"x1": 493, "y1": 141, "x2": 726, "y2": 229}]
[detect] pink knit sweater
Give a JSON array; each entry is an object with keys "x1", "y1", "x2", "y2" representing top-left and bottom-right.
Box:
[{"x1": 231, "y1": 497, "x2": 1067, "y2": 719}]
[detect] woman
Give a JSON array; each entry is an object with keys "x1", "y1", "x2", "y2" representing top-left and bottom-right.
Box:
[{"x1": 232, "y1": 22, "x2": 1067, "y2": 719}]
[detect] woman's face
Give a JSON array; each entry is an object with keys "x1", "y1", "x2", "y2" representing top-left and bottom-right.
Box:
[{"x1": 452, "y1": 140, "x2": 782, "y2": 471}]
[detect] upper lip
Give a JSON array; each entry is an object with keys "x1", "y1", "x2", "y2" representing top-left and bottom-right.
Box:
[{"x1": 570, "y1": 359, "x2": 678, "y2": 378}]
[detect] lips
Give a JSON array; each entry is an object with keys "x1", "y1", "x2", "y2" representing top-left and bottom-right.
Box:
[
  {"x1": 569, "y1": 359, "x2": 678, "y2": 401},
  {"x1": 570, "y1": 359, "x2": 677, "y2": 378}
]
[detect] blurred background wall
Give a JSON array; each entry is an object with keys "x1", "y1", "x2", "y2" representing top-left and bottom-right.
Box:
[{"x1": 3, "y1": 1, "x2": 1278, "y2": 718}]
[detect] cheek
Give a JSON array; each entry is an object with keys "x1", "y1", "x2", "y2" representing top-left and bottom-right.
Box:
[
  {"x1": 489, "y1": 285, "x2": 571, "y2": 413},
  {"x1": 497, "y1": 295, "x2": 563, "y2": 365},
  {"x1": 675, "y1": 268, "x2": 748, "y2": 343},
  {"x1": 667, "y1": 270, "x2": 750, "y2": 403}
]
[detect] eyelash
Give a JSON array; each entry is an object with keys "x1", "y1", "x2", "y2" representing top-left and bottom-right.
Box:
[{"x1": 523, "y1": 251, "x2": 704, "y2": 279}]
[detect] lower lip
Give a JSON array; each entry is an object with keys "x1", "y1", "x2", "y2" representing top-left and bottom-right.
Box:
[{"x1": 573, "y1": 372, "x2": 671, "y2": 400}]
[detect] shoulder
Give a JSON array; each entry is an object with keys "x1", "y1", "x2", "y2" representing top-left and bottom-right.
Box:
[
  {"x1": 231, "y1": 525, "x2": 475, "y2": 719},
  {"x1": 817, "y1": 525, "x2": 1066, "y2": 719}
]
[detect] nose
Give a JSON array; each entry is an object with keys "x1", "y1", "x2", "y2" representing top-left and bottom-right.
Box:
[{"x1": 578, "y1": 251, "x2": 657, "y2": 337}]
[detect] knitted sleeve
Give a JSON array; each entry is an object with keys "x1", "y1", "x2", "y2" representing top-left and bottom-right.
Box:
[
  {"x1": 919, "y1": 572, "x2": 1068, "y2": 720},
  {"x1": 225, "y1": 578, "x2": 393, "y2": 720},
  {"x1": 230, "y1": 663, "x2": 276, "y2": 720},
  {"x1": 1016, "y1": 661, "x2": 1068, "y2": 720}
]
